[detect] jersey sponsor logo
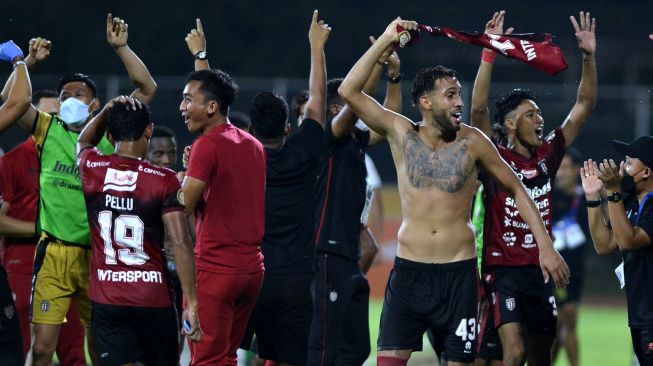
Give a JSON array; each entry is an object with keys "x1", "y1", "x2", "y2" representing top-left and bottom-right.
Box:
[
  {"x1": 502, "y1": 232, "x2": 516, "y2": 246},
  {"x1": 53, "y1": 160, "x2": 80, "y2": 177},
  {"x1": 328, "y1": 240, "x2": 338, "y2": 245},
  {"x1": 491, "y1": 252, "x2": 501, "y2": 257},
  {"x1": 538, "y1": 159, "x2": 548, "y2": 175},
  {"x1": 86, "y1": 160, "x2": 110, "y2": 168},
  {"x1": 505, "y1": 297, "x2": 516, "y2": 311},
  {"x1": 522, "y1": 234, "x2": 536, "y2": 249},
  {"x1": 524, "y1": 182, "x2": 551, "y2": 200},
  {"x1": 103, "y1": 168, "x2": 138, "y2": 192},
  {"x1": 138, "y1": 164, "x2": 166, "y2": 177},
  {"x1": 97, "y1": 269, "x2": 163, "y2": 283},
  {"x1": 52, "y1": 178, "x2": 82, "y2": 191},
  {"x1": 465, "y1": 341, "x2": 472, "y2": 353},
  {"x1": 505, "y1": 207, "x2": 519, "y2": 217},
  {"x1": 520, "y1": 168, "x2": 539, "y2": 179},
  {"x1": 545, "y1": 130, "x2": 556, "y2": 143}
]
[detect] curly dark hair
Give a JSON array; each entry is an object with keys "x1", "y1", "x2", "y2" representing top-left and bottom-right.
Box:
[
  {"x1": 186, "y1": 69, "x2": 239, "y2": 115},
  {"x1": 410, "y1": 66, "x2": 458, "y2": 106},
  {"x1": 107, "y1": 102, "x2": 151, "y2": 142},
  {"x1": 250, "y1": 91, "x2": 289, "y2": 139}
]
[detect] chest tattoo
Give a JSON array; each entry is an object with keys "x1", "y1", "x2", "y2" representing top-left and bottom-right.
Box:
[{"x1": 403, "y1": 130, "x2": 473, "y2": 192}]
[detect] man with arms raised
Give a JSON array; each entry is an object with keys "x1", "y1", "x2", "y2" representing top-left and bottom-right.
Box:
[
  {"x1": 339, "y1": 18, "x2": 568, "y2": 366},
  {"x1": 77, "y1": 96, "x2": 201, "y2": 366},
  {"x1": 3, "y1": 15, "x2": 157, "y2": 365},
  {"x1": 471, "y1": 11, "x2": 596, "y2": 366}
]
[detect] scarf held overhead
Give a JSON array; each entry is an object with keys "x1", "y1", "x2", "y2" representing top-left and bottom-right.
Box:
[{"x1": 396, "y1": 24, "x2": 569, "y2": 76}]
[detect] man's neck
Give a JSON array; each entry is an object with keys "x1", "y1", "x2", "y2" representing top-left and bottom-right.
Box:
[
  {"x1": 114, "y1": 141, "x2": 146, "y2": 160},
  {"x1": 637, "y1": 183, "x2": 653, "y2": 203},
  {"x1": 507, "y1": 137, "x2": 533, "y2": 159},
  {"x1": 201, "y1": 116, "x2": 229, "y2": 135}
]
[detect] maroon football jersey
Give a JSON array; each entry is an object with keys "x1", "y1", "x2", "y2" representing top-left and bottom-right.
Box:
[
  {"x1": 79, "y1": 148, "x2": 183, "y2": 307},
  {"x1": 480, "y1": 128, "x2": 566, "y2": 267}
]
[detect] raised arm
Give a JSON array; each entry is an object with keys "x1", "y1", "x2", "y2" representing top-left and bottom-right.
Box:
[
  {"x1": 339, "y1": 18, "x2": 417, "y2": 138},
  {"x1": 162, "y1": 211, "x2": 203, "y2": 341},
  {"x1": 473, "y1": 128, "x2": 569, "y2": 287},
  {"x1": 0, "y1": 42, "x2": 31, "y2": 132},
  {"x1": 107, "y1": 14, "x2": 158, "y2": 105},
  {"x1": 471, "y1": 11, "x2": 513, "y2": 136},
  {"x1": 599, "y1": 159, "x2": 652, "y2": 250},
  {"x1": 302, "y1": 10, "x2": 330, "y2": 127},
  {"x1": 0, "y1": 38, "x2": 50, "y2": 132},
  {"x1": 77, "y1": 96, "x2": 139, "y2": 155},
  {"x1": 332, "y1": 39, "x2": 392, "y2": 140},
  {"x1": 185, "y1": 18, "x2": 210, "y2": 71},
  {"x1": 580, "y1": 159, "x2": 618, "y2": 254},
  {"x1": 561, "y1": 11, "x2": 597, "y2": 147}
]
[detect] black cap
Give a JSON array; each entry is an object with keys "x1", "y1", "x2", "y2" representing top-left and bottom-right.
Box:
[{"x1": 612, "y1": 136, "x2": 653, "y2": 168}]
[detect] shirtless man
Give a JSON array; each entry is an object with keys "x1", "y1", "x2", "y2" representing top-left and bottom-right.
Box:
[{"x1": 338, "y1": 18, "x2": 568, "y2": 366}]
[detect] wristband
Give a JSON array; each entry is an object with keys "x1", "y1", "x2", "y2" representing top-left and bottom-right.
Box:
[
  {"x1": 12, "y1": 60, "x2": 25, "y2": 69},
  {"x1": 584, "y1": 199, "x2": 601, "y2": 208},
  {"x1": 388, "y1": 73, "x2": 402, "y2": 84},
  {"x1": 481, "y1": 49, "x2": 496, "y2": 63}
]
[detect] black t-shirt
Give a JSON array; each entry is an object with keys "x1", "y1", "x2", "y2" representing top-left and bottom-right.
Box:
[
  {"x1": 623, "y1": 192, "x2": 653, "y2": 328},
  {"x1": 552, "y1": 186, "x2": 590, "y2": 251},
  {"x1": 314, "y1": 120, "x2": 370, "y2": 261},
  {"x1": 262, "y1": 118, "x2": 324, "y2": 274}
]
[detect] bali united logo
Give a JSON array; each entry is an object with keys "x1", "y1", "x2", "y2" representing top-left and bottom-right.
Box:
[
  {"x1": 4, "y1": 305, "x2": 15, "y2": 319},
  {"x1": 505, "y1": 297, "x2": 516, "y2": 311},
  {"x1": 40, "y1": 300, "x2": 49, "y2": 313}
]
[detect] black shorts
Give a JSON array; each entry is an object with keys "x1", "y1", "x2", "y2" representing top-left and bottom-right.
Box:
[
  {"x1": 92, "y1": 302, "x2": 179, "y2": 366},
  {"x1": 554, "y1": 246, "x2": 585, "y2": 306},
  {"x1": 0, "y1": 265, "x2": 22, "y2": 365},
  {"x1": 482, "y1": 266, "x2": 557, "y2": 338},
  {"x1": 241, "y1": 272, "x2": 313, "y2": 365},
  {"x1": 477, "y1": 286, "x2": 502, "y2": 361},
  {"x1": 631, "y1": 328, "x2": 653, "y2": 366},
  {"x1": 378, "y1": 257, "x2": 478, "y2": 364},
  {"x1": 307, "y1": 253, "x2": 371, "y2": 366}
]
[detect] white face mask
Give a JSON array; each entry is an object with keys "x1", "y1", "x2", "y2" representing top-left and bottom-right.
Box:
[{"x1": 59, "y1": 97, "x2": 94, "y2": 127}]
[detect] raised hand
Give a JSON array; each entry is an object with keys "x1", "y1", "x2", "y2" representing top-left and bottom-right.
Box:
[
  {"x1": 107, "y1": 13, "x2": 129, "y2": 49},
  {"x1": 186, "y1": 18, "x2": 206, "y2": 56},
  {"x1": 484, "y1": 10, "x2": 514, "y2": 35},
  {"x1": 25, "y1": 37, "x2": 51, "y2": 68},
  {"x1": 382, "y1": 17, "x2": 418, "y2": 43},
  {"x1": 570, "y1": 11, "x2": 596, "y2": 56},
  {"x1": 580, "y1": 159, "x2": 603, "y2": 198},
  {"x1": 308, "y1": 10, "x2": 331, "y2": 48}
]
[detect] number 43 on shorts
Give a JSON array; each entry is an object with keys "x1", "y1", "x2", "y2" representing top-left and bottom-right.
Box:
[{"x1": 455, "y1": 318, "x2": 476, "y2": 341}]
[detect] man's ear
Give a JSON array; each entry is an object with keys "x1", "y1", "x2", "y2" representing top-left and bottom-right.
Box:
[
  {"x1": 90, "y1": 98, "x2": 101, "y2": 113},
  {"x1": 143, "y1": 123, "x2": 154, "y2": 140},
  {"x1": 207, "y1": 100, "x2": 219, "y2": 116},
  {"x1": 419, "y1": 94, "x2": 432, "y2": 110},
  {"x1": 106, "y1": 131, "x2": 116, "y2": 146}
]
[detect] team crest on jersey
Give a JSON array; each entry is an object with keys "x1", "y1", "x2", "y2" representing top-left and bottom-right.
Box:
[
  {"x1": 520, "y1": 168, "x2": 539, "y2": 179},
  {"x1": 505, "y1": 297, "x2": 516, "y2": 311},
  {"x1": 465, "y1": 341, "x2": 472, "y2": 353},
  {"x1": 40, "y1": 300, "x2": 49, "y2": 313},
  {"x1": 4, "y1": 305, "x2": 15, "y2": 319},
  {"x1": 177, "y1": 189, "x2": 185, "y2": 206},
  {"x1": 537, "y1": 159, "x2": 548, "y2": 175},
  {"x1": 103, "y1": 168, "x2": 138, "y2": 192},
  {"x1": 329, "y1": 291, "x2": 338, "y2": 302}
]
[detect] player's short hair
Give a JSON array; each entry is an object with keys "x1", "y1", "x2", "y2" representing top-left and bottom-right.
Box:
[
  {"x1": 229, "y1": 110, "x2": 251, "y2": 130},
  {"x1": 33, "y1": 89, "x2": 58, "y2": 106},
  {"x1": 186, "y1": 69, "x2": 238, "y2": 116},
  {"x1": 250, "y1": 91, "x2": 288, "y2": 139},
  {"x1": 291, "y1": 90, "x2": 309, "y2": 119},
  {"x1": 493, "y1": 89, "x2": 538, "y2": 126},
  {"x1": 107, "y1": 102, "x2": 151, "y2": 142},
  {"x1": 57, "y1": 73, "x2": 98, "y2": 98},
  {"x1": 410, "y1": 66, "x2": 458, "y2": 106},
  {"x1": 152, "y1": 125, "x2": 176, "y2": 141},
  {"x1": 326, "y1": 78, "x2": 344, "y2": 108}
]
